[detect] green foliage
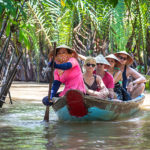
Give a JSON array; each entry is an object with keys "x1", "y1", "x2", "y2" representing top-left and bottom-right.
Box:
[
  {"x1": 124, "y1": 0, "x2": 132, "y2": 7},
  {"x1": 109, "y1": 0, "x2": 129, "y2": 52},
  {"x1": 26, "y1": 1, "x2": 54, "y2": 46},
  {"x1": 0, "y1": 0, "x2": 26, "y2": 18},
  {"x1": 138, "y1": 0, "x2": 149, "y2": 70},
  {"x1": 19, "y1": 29, "x2": 31, "y2": 50},
  {"x1": 136, "y1": 65, "x2": 145, "y2": 74},
  {"x1": 145, "y1": 82, "x2": 150, "y2": 90},
  {"x1": 0, "y1": 0, "x2": 150, "y2": 75},
  {"x1": 5, "y1": 20, "x2": 10, "y2": 36},
  {"x1": 105, "y1": 0, "x2": 118, "y2": 7},
  {"x1": 0, "y1": 0, "x2": 17, "y2": 17},
  {"x1": 145, "y1": 75, "x2": 150, "y2": 90}
]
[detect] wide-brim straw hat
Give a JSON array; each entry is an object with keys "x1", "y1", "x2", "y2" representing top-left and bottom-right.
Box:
[
  {"x1": 95, "y1": 54, "x2": 110, "y2": 66},
  {"x1": 49, "y1": 44, "x2": 78, "y2": 58},
  {"x1": 114, "y1": 51, "x2": 133, "y2": 65},
  {"x1": 105, "y1": 54, "x2": 122, "y2": 68}
]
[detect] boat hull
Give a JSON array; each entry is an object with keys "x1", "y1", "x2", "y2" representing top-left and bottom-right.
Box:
[{"x1": 52, "y1": 91, "x2": 145, "y2": 121}]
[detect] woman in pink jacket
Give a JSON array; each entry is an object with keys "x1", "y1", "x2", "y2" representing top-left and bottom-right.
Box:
[{"x1": 42, "y1": 45, "x2": 86, "y2": 106}]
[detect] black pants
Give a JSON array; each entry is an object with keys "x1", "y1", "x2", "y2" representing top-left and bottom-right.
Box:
[{"x1": 114, "y1": 83, "x2": 131, "y2": 101}]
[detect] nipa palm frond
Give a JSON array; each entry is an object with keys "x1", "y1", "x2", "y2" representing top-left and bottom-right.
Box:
[{"x1": 26, "y1": 0, "x2": 60, "y2": 46}]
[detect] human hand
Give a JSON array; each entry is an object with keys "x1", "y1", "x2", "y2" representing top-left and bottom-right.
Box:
[
  {"x1": 48, "y1": 59, "x2": 56, "y2": 67},
  {"x1": 97, "y1": 92, "x2": 108, "y2": 99},
  {"x1": 127, "y1": 82, "x2": 133, "y2": 92},
  {"x1": 42, "y1": 96, "x2": 53, "y2": 106}
]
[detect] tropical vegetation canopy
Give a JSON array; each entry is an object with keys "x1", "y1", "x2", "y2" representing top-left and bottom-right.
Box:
[{"x1": 0, "y1": 0, "x2": 150, "y2": 82}]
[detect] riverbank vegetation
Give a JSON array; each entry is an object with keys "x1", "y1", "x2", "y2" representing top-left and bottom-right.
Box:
[{"x1": 0, "y1": 0, "x2": 150, "y2": 106}]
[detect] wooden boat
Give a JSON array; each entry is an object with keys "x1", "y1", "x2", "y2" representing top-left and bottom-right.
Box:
[{"x1": 52, "y1": 90, "x2": 145, "y2": 121}]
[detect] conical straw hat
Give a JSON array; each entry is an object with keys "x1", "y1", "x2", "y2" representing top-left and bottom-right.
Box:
[
  {"x1": 105, "y1": 54, "x2": 122, "y2": 68},
  {"x1": 95, "y1": 54, "x2": 110, "y2": 66},
  {"x1": 49, "y1": 44, "x2": 78, "y2": 58},
  {"x1": 114, "y1": 51, "x2": 133, "y2": 65}
]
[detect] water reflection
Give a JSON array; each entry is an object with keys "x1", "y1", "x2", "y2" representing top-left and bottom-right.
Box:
[
  {"x1": 0, "y1": 99, "x2": 150, "y2": 150},
  {"x1": 46, "y1": 117, "x2": 149, "y2": 150}
]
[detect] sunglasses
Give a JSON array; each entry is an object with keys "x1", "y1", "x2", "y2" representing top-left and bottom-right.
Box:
[
  {"x1": 96, "y1": 63, "x2": 104, "y2": 66},
  {"x1": 119, "y1": 56, "x2": 127, "y2": 61},
  {"x1": 86, "y1": 63, "x2": 96, "y2": 67}
]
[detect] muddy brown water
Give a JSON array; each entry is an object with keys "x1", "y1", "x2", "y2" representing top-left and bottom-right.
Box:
[{"x1": 0, "y1": 82, "x2": 150, "y2": 150}]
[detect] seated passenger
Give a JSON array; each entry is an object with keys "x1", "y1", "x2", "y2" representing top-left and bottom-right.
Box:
[
  {"x1": 105, "y1": 54, "x2": 131, "y2": 100},
  {"x1": 105, "y1": 54, "x2": 122, "y2": 84},
  {"x1": 83, "y1": 57, "x2": 109, "y2": 99},
  {"x1": 94, "y1": 54, "x2": 115, "y2": 99},
  {"x1": 114, "y1": 51, "x2": 146, "y2": 99},
  {"x1": 42, "y1": 45, "x2": 86, "y2": 106}
]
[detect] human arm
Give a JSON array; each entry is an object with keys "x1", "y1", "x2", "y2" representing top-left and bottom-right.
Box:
[
  {"x1": 85, "y1": 75, "x2": 109, "y2": 99},
  {"x1": 114, "y1": 70, "x2": 122, "y2": 84},
  {"x1": 50, "y1": 80, "x2": 61, "y2": 99},
  {"x1": 108, "y1": 88, "x2": 116, "y2": 99},
  {"x1": 85, "y1": 86, "x2": 101, "y2": 96},
  {"x1": 85, "y1": 86, "x2": 108, "y2": 99},
  {"x1": 42, "y1": 80, "x2": 61, "y2": 106},
  {"x1": 84, "y1": 76, "x2": 106, "y2": 97},
  {"x1": 48, "y1": 61, "x2": 72, "y2": 70},
  {"x1": 127, "y1": 67, "x2": 146, "y2": 92},
  {"x1": 127, "y1": 67, "x2": 146, "y2": 84},
  {"x1": 78, "y1": 54, "x2": 86, "y2": 61}
]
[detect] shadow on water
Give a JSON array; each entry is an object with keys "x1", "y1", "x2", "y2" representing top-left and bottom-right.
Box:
[{"x1": 1, "y1": 98, "x2": 150, "y2": 150}]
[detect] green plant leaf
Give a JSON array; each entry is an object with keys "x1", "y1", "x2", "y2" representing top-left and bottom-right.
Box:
[{"x1": 5, "y1": 21, "x2": 10, "y2": 37}]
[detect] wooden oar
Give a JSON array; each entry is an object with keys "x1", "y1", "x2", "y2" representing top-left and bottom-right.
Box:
[{"x1": 44, "y1": 42, "x2": 56, "y2": 122}]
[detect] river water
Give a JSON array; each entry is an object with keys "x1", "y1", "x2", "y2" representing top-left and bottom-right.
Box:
[{"x1": 0, "y1": 82, "x2": 150, "y2": 150}]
